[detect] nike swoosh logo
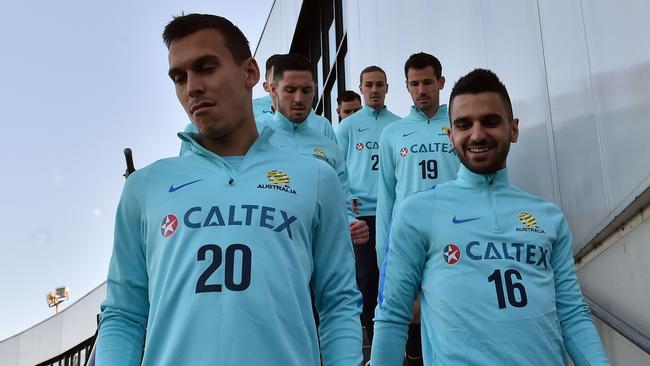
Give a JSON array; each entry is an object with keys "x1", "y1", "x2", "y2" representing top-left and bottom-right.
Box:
[
  {"x1": 452, "y1": 216, "x2": 481, "y2": 224},
  {"x1": 403, "y1": 131, "x2": 416, "y2": 137},
  {"x1": 169, "y1": 178, "x2": 203, "y2": 193},
  {"x1": 358, "y1": 127, "x2": 370, "y2": 132}
]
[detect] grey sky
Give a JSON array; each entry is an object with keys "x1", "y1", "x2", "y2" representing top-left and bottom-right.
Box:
[{"x1": 0, "y1": 0, "x2": 272, "y2": 340}]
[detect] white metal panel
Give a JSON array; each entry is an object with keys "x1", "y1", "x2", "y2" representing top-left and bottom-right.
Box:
[
  {"x1": 60, "y1": 284, "x2": 105, "y2": 352},
  {"x1": 0, "y1": 336, "x2": 19, "y2": 366},
  {"x1": 593, "y1": 317, "x2": 650, "y2": 365},
  {"x1": 536, "y1": 0, "x2": 610, "y2": 248},
  {"x1": 0, "y1": 283, "x2": 105, "y2": 366},
  {"x1": 17, "y1": 315, "x2": 62, "y2": 366},
  {"x1": 346, "y1": 0, "x2": 488, "y2": 117},
  {"x1": 478, "y1": 0, "x2": 558, "y2": 203},
  {"x1": 581, "y1": 0, "x2": 650, "y2": 211},
  {"x1": 577, "y1": 216, "x2": 650, "y2": 337}
]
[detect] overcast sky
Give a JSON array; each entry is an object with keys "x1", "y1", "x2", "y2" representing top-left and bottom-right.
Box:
[{"x1": 0, "y1": 0, "x2": 273, "y2": 340}]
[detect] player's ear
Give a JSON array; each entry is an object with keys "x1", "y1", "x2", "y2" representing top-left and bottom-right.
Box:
[
  {"x1": 510, "y1": 118, "x2": 519, "y2": 143},
  {"x1": 438, "y1": 76, "x2": 446, "y2": 90},
  {"x1": 243, "y1": 57, "x2": 260, "y2": 88}
]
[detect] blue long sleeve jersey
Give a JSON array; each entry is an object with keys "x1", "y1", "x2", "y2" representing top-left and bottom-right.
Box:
[
  {"x1": 263, "y1": 111, "x2": 355, "y2": 222},
  {"x1": 375, "y1": 105, "x2": 460, "y2": 265},
  {"x1": 335, "y1": 106, "x2": 401, "y2": 216},
  {"x1": 372, "y1": 166, "x2": 609, "y2": 366},
  {"x1": 252, "y1": 94, "x2": 273, "y2": 119},
  {"x1": 97, "y1": 127, "x2": 362, "y2": 366}
]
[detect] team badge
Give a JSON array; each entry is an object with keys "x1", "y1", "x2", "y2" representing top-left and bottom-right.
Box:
[
  {"x1": 400, "y1": 147, "x2": 408, "y2": 157},
  {"x1": 518, "y1": 212, "x2": 537, "y2": 228},
  {"x1": 355, "y1": 143, "x2": 365, "y2": 151},
  {"x1": 267, "y1": 170, "x2": 291, "y2": 186},
  {"x1": 443, "y1": 244, "x2": 461, "y2": 265},
  {"x1": 161, "y1": 214, "x2": 178, "y2": 238},
  {"x1": 440, "y1": 126, "x2": 450, "y2": 136},
  {"x1": 258, "y1": 170, "x2": 297, "y2": 194},
  {"x1": 516, "y1": 212, "x2": 545, "y2": 233}
]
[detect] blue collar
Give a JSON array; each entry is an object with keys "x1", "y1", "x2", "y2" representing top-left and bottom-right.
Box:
[
  {"x1": 361, "y1": 105, "x2": 388, "y2": 118},
  {"x1": 270, "y1": 110, "x2": 310, "y2": 133},
  {"x1": 407, "y1": 104, "x2": 448, "y2": 121},
  {"x1": 455, "y1": 164, "x2": 510, "y2": 188},
  {"x1": 177, "y1": 125, "x2": 274, "y2": 159}
]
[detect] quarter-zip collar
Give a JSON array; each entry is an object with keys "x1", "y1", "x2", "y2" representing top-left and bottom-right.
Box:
[
  {"x1": 455, "y1": 164, "x2": 509, "y2": 189},
  {"x1": 408, "y1": 104, "x2": 448, "y2": 123},
  {"x1": 360, "y1": 105, "x2": 388, "y2": 119},
  {"x1": 271, "y1": 110, "x2": 310, "y2": 133},
  {"x1": 177, "y1": 127, "x2": 275, "y2": 185}
]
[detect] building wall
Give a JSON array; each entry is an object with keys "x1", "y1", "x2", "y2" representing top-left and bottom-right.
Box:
[
  {"x1": 0, "y1": 283, "x2": 105, "y2": 366},
  {"x1": 342, "y1": 0, "x2": 650, "y2": 253},
  {"x1": 258, "y1": 0, "x2": 650, "y2": 363}
]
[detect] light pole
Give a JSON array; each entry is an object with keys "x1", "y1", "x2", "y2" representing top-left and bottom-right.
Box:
[{"x1": 46, "y1": 286, "x2": 70, "y2": 314}]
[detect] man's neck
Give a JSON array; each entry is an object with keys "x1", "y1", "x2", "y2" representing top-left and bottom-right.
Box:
[
  {"x1": 200, "y1": 119, "x2": 259, "y2": 156},
  {"x1": 421, "y1": 104, "x2": 440, "y2": 119}
]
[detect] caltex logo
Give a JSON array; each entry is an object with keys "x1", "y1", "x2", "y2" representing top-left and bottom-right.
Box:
[
  {"x1": 161, "y1": 214, "x2": 178, "y2": 238},
  {"x1": 355, "y1": 143, "x2": 364, "y2": 151},
  {"x1": 400, "y1": 147, "x2": 408, "y2": 157},
  {"x1": 443, "y1": 244, "x2": 461, "y2": 265}
]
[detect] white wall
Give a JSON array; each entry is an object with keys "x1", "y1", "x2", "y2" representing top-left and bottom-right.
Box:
[
  {"x1": 343, "y1": 0, "x2": 650, "y2": 253},
  {"x1": 0, "y1": 283, "x2": 105, "y2": 366}
]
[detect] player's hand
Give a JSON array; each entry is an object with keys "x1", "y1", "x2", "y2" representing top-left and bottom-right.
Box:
[{"x1": 350, "y1": 220, "x2": 369, "y2": 245}]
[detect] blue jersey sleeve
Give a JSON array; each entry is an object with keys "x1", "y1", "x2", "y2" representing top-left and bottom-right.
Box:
[
  {"x1": 335, "y1": 121, "x2": 350, "y2": 162},
  {"x1": 551, "y1": 212, "x2": 610, "y2": 365},
  {"x1": 330, "y1": 145, "x2": 355, "y2": 223},
  {"x1": 322, "y1": 120, "x2": 337, "y2": 143},
  {"x1": 311, "y1": 163, "x2": 363, "y2": 366},
  {"x1": 372, "y1": 194, "x2": 429, "y2": 365},
  {"x1": 96, "y1": 170, "x2": 150, "y2": 365},
  {"x1": 375, "y1": 129, "x2": 397, "y2": 265}
]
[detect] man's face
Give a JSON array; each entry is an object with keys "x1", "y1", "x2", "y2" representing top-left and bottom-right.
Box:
[
  {"x1": 448, "y1": 92, "x2": 519, "y2": 174},
  {"x1": 406, "y1": 66, "x2": 445, "y2": 116},
  {"x1": 359, "y1": 71, "x2": 388, "y2": 109},
  {"x1": 272, "y1": 70, "x2": 315, "y2": 122},
  {"x1": 337, "y1": 99, "x2": 362, "y2": 120},
  {"x1": 168, "y1": 28, "x2": 259, "y2": 140}
]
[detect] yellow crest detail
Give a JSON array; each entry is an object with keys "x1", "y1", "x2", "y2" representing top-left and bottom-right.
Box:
[
  {"x1": 518, "y1": 212, "x2": 538, "y2": 228},
  {"x1": 313, "y1": 148, "x2": 327, "y2": 158},
  {"x1": 266, "y1": 170, "x2": 291, "y2": 186},
  {"x1": 441, "y1": 126, "x2": 450, "y2": 134}
]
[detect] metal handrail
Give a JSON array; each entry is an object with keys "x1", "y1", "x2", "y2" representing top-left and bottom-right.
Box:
[{"x1": 585, "y1": 295, "x2": 650, "y2": 354}]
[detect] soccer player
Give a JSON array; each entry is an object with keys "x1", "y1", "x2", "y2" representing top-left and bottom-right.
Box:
[
  {"x1": 371, "y1": 68, "x2": 610, "y2": 365},
  {"x1": 335, "y1": 66, "x2": 400, "y2": 346},
  {"x1": 266, "y1": 53, "x2": 369, "y2": 245},
  {"x1": 375, "y1": 53, "x2": 460, "y2": 365},
  {"x1": 96, "y1": 14, "x2": 362, "y2": 366},
  {"x1": 336, "y1": 90, "x2": 362, "y2": 122},
  {"x1": 256, "y1": 55, "x2": 337, "y2": 143},
  {"x1": 376, "y1": 52, "x2": 460, "y2": 266}
]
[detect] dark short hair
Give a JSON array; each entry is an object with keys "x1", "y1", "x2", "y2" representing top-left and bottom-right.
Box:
[
  {"x1": 265, "y1": 54, "x2": 282, "y2": 79},
  {"x1": 337, "y1": 90, "x2": 361, "y2": 105},
  {"x1": 449, "y1": 68, "x2": 513, "y2": 120},
  {"x1": 163, "y1": 13, "x2": 251, "y2": 64},
  {"x1": 404, "y1": 52, "x2": 442, "y2": 79},
  {"x1": 272, "y1": 53, "x2": 315, "y2": 83},
  {"x1": 359, "y1": 65, "x2": 387, "y2": 84}
]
